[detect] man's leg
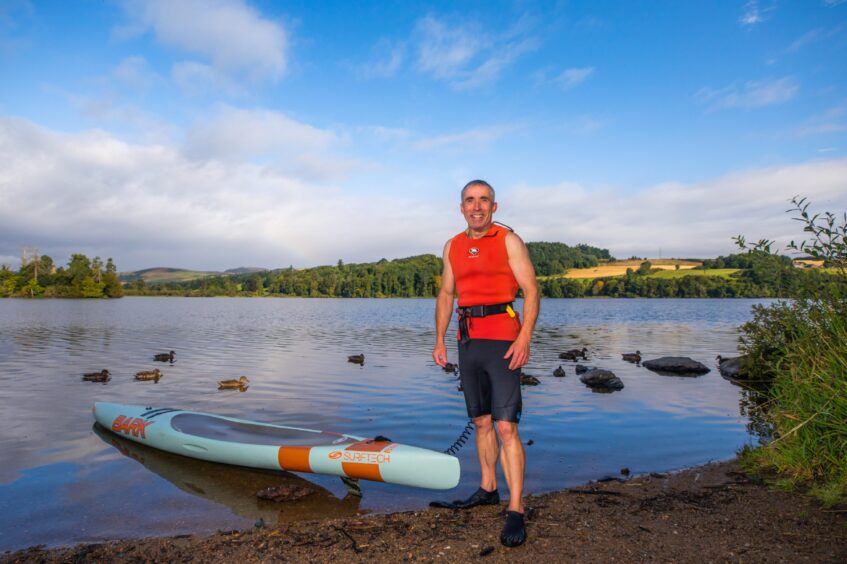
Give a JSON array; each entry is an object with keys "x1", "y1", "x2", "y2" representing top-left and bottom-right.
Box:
[
  {"x1": 495, "y1": 420, "x2": 525, "y2": 513},
  {"x1": 474, "y1": 414, "x2": 498, "y2": 492},
  {"x1": 496, "y1": 419, "x2": 527, "y2": 547}
]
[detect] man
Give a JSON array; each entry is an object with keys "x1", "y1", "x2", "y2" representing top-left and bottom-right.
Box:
[{"x1": 432, "y1": 179, "x2": 540, "y2": 547}]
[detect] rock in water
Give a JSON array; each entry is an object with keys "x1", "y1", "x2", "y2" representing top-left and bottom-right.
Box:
[
  {"x1": 256, "y1": 484, "x2": 314, "y2": 502},
  {"x1": 717, "y1": 355, "x2": 748, "y2": 380},
  {"x1": 579, "y1": 369, "x2": 624, "y2": 391},
  {"x1": 642, "y1": 356, "x2": 710, "y2": 375}
]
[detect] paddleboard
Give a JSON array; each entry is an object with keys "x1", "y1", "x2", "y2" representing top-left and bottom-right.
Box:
[{"x1": 93, "y1": 402, "x2": 460, "y2": 490}]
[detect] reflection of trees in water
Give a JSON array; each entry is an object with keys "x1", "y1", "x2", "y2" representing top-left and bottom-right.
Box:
[{"x1": 738, "y1": 386, "x2": 773, "y2": 443}]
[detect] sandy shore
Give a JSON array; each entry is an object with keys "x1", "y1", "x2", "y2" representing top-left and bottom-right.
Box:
[{"x1": 4, "y1": 459, "x2": 845, "y2": 563}]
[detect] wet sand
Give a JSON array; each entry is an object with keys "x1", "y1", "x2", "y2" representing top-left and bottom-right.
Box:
[{"x1": 4, "y1": 459, "x2": 846, "y2": 563}]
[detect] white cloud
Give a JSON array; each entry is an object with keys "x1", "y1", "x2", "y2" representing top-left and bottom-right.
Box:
[
  {"x1": 502, "y1": 159, "x2": 847, "y2": 258},
  {"x1": 356, "y1": 38, "x2": 406, "y2": 79},
  {"x1": 0, "y1": 117, "x2": 447, "y2": 270},
  {"x1": 415, "y1": 15, "x2": 479, "y2": 79},
  {"x1": 796, "y1": 103, "x2": 847, "y2": 136},
  {"x1": 116, "y1": 0, "x2": 287, "y2": 80},
  {"x1": 59, "y1": 89, "x2": 176, "y2": 144},
  {"x1": 412, "y1": 124, "x2": 521, "y2": 151},
  {"x1": 172, "y1": 61, "x2": 246, "y2": 98},
  {"x1": 739, "y1": 1, "x2": 774, "y2": 27},
  {"x1": 112, "y1": 56, "x2": 160, "y2": 92},
  {"x1": 823, "y1": 0, "x2": 846, "y2": 6},
  {"x1": 359, "y1": 125, "x2": 412, "y2": 143},
  {"x1": 695, "y1": 77, "x2": 799, "y2": 110},
  {"x1": 414, "y1": 14, "x2": 537, "y2": 90},
  {"x1": 555, "y1": 67, "x2": 595, "y2": 90},
  {"x1": 182, "y1": 105, "x2": 337, "y2": 164},
  {"x1": 2, "y1": 116, "x2": 845, "y2": 273}
]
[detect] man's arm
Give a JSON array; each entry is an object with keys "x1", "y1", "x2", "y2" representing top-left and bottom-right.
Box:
[
  {"x1": 504, "y1": 232, "x2": 539, "y2": 370},
  {"x1": 433, "y1": 239, "x2": 455, "y2": 367}
]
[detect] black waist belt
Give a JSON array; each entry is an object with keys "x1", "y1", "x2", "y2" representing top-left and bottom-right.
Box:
[{"x1": 456, "y1": 302, "x2": 512, "y2": 344}]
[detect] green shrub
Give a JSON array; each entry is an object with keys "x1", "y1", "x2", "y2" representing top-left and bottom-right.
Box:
[{"x1": 737, "y1": 196, "x2": 847, "y2": 505}]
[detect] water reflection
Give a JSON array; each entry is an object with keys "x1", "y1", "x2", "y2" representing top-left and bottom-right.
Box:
[
  {"x1": 92, "y1": 424, "x2": 362, "y2": 524},
  {"x1": 0, "y1": 297, "x2": 776, "y2": 550}
]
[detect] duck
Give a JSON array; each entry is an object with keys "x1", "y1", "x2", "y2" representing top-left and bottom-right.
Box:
[
  {"x1": 347, "y1": 354, "x2": 365, "y2": 365},
  {"x1": 553, "y1": 365, "x2": 566, "y2": 378},
  {"x1": 575, "y1": 364, "x2": 591, "y2": 375},
  {"x1": 520, "y1": 373, "x2": 541, "y2": 386},
  {"x1": 621, "y1": 351, "x2": 642, "y2": 363},
  {"x1": 135, "y1": 369, "x2": 162, "y2": 382},
  {"x1": 559, "y1": 348, "x2": 587, "y2": 361},
  {"x1": 218, "y1": 376, "x2": 249, "y2": 390},
  {"x1": 154, "y1": 350, "x2": 175, "y2": 362},
  {"x1": 82, "y1": 369, "x2": 110, "y2": 382},
  {"x1": 443, "y1": 362, "x2": 458, "y2": 374}
]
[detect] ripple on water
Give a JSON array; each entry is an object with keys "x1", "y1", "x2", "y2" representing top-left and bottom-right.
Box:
[{"x1": 0, "y1": 297, "x2": 771, "y2": 551}]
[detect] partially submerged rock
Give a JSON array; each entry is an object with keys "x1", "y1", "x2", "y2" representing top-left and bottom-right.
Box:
[
  {"x1": 642, "y1": 356, "x2": 710, "y2": 376},
  {"x1": 579, "y1": 368, "x2": 624, "y2": 391},
  {"x1": 716, "y1": 355, "x2": 748, "y2": 380},
  {"x1": 256, "y1": 484, "x2": 314, "y2": 502},
  {"x1": 575, "y1": 364, "x2": 592, "y2": 375}
]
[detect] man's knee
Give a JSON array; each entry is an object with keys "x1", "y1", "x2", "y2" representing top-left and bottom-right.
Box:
[
  {"x1": 495, "y1": 420, "x2": 520, "y2": 444},
  {"x1": 473, "y1": 414, "x2": 494, "y2": 432}
]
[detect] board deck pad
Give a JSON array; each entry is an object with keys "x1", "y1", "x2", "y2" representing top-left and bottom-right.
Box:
[{"x1": 170, "y1": 413, "x2": 350, "y2": 446}]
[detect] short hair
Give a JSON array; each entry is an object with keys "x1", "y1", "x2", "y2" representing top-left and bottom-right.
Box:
[{"x1": 461, "y1": 179, "x2": 495, "y2": 201}]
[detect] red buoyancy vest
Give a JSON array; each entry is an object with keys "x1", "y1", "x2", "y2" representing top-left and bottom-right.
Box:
[{"x1": 448, "y1": 223, "x2": 521, "y2": 341}]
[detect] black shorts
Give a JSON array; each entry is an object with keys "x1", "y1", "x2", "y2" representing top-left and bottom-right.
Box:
[{"x1": 457, "y1": 339, "x2": 522, "y2": 423}]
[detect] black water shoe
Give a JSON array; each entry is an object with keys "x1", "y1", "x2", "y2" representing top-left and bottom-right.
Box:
[
  {"x1": 429, "y1": 487, "x2": 499, "y2": 509},
  {"x1": 500, "y1": 511, "x2": 526, "y2": 547},
  {"x1": 452, "y1": 487, "x2": 500, "y2": 509}
]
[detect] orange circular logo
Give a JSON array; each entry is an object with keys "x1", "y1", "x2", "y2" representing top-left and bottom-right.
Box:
[{"x1": 328, "y1": 451, "x2": 342, "y2": 460}]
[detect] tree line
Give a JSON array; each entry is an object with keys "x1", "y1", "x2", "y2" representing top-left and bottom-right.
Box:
[
  {"x1": 126, "y1": 242, "x2": 611, "y2": 298},
  {"x1": 1, "y1": 253, "x2": 123, "y2": 298},
  {"x1": 124, "y1": 242, "x2": 845, "y2": 299}
]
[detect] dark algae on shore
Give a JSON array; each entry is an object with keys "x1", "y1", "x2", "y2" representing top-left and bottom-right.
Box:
[{"x1": 5, "y1": 460, "x2": 846, "y2": 563}]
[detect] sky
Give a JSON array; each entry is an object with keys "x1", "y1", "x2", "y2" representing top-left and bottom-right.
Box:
[{"x1": 1, "y1": 0, "x2": 846, "y2": 272}]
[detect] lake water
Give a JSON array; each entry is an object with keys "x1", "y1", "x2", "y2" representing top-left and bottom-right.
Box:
[{"x1": 0, "y1": 297, "x2": 771, "y2": 551}]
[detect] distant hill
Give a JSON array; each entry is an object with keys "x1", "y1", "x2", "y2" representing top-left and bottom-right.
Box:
[
  {"x1": 119, "y1": 267, "x2": 222, "y2": 285},
  {"x1": 225, "y1": 267, "x2": 267, "y2": 274},
  {"x1": 120, "y1": 267, "x2": 267, "y2": 285}
]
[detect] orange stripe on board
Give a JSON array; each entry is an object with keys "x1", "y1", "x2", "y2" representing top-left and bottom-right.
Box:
[
  {"x1": 342, "y1": 462, "x2": 383, "y2": 482},
  {"x1": 278, "y1": 446, "x2": 312, "y2": 472},
  {"x1": 345, "y1": 440, "x2": 392, "y2": 453}
]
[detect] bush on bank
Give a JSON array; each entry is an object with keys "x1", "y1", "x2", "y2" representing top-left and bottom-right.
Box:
[{"x1": 738, "y1": 197, "x2": 847, "y2": 506}]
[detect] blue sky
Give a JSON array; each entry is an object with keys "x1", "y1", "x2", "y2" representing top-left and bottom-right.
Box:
[{"x1": 1, "y1": 0, "x2": 846, "y2": 271}]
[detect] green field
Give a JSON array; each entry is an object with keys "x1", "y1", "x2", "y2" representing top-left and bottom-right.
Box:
[{"x1": 646, "y1": 268, "x2": 739, "y2": 279}]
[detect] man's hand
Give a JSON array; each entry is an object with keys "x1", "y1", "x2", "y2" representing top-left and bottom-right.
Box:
[
  {"x1": 504, "y1": 337, "x2": 530, "y2": 370},
  {"x1": 433, "y1": 342, "x2": 448, "y2": 367}
]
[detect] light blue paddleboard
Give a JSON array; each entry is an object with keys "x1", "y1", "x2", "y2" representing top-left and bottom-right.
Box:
[{"x1": 93, "y1": 402, "x2": 460, "y2": 490}]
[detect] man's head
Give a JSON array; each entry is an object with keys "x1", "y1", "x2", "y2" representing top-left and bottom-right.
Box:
[
  {"x1": 460, "y1": 179, "x2": 497, "y2": 234},
  {"x1": 461, "y1": 179, "x2": 495, "y2": 202}
]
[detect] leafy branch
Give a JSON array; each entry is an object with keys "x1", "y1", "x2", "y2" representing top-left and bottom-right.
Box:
[{"x1": 785, "y1": 196, "x2": 847, "y2": 274}]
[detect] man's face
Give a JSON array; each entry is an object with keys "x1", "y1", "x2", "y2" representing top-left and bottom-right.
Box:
[{"x1": 460, "y1": 184, "x2": 497, "y2": 231}]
